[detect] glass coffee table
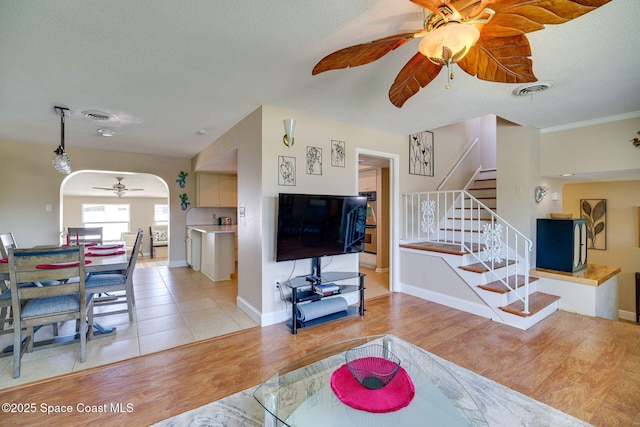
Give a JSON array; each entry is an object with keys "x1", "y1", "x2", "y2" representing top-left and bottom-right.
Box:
[{"x1": 254, "y1": 335, "x2": 488, "y2": 426}]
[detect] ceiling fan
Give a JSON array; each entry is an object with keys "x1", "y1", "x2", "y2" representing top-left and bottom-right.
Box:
[
  {"x1": 312, "y1": 0, "x2": 612, "y2": 108},
  {"x1": 93, "y1": 176, "x2": 144, "y2": 198}
]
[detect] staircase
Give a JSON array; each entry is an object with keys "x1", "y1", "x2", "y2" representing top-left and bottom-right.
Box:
[{"x1": 400, "y1": 169, "x2": 560, "y2": 330}]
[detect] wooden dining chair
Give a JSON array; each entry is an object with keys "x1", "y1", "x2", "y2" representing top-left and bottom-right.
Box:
[
  {"x1": 68, "y1": 227, "x2": 103, "y2": 245},
  {"x1": 8, "y1": 245, "x2": 93, "y2": 378},
  {"x1": 0, "y1": 233, "x2": 17, "y2": 333},
  {"x1": 0, "y1": 232, "x2": 17, "y2": 259},
  {"x1": 85, "y1": 229, "x2": 143, "y2": 329},
  {"x1": 0, "y1": 232, "x2": 58, "y2": 335}
]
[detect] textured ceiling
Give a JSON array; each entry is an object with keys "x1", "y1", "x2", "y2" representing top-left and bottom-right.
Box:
[{"x1": 0, "y1": 0, "x2": 638, "y2": 168}]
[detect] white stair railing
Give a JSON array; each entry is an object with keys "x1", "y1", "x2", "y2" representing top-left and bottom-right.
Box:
[{"x1": 401, "y1": 190, "x2": 532, "y2": 314}]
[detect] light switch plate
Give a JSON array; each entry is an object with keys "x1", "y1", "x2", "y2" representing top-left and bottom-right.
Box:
[{"x1": 239, "y1": 207, "x2": 245, "y2": 217}]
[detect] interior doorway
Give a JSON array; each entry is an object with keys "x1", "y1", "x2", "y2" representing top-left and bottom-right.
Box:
[
  {"x1": 358, "y1": 154, "x2": 391, "y2": 296},
  {"x1": 60, "y1": 170, "x2": 169, "y2": 257}
]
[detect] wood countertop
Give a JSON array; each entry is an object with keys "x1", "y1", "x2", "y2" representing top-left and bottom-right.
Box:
[{"x1": 531, "y1": 264, "x2": 621, "y2": 287}]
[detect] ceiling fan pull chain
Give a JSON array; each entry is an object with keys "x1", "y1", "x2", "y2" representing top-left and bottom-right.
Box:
[{"x1": 446, "y1": 65, "x2": 453, "y2": 89}]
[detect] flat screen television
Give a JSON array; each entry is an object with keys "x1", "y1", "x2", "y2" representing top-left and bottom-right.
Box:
[{"x1": 276, "y1": 193, "x2": 367, "y2": 270}]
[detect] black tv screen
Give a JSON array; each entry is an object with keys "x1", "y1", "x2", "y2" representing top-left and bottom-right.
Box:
[{"x1": 276, "y1": 193, "x2": 367, "y2": 262}]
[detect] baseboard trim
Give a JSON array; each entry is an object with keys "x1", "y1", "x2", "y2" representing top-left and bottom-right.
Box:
[
  {"x1": 236, "y1": 296, "x2": 264, "y2": 326},
  {"x1": 618, "y1": 309, "x2": 638, "y2": 322},
  {"x1": 398, "y1": 282, "x2": 498, "y2": 321}
]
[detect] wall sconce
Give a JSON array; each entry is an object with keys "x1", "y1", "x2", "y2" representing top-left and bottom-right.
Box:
[
  {"x1": 534, "y1": 185, "x2": 549, "y2": 203},
  {"x1": 283, "y1": 118, "x2": 295, "y2": 147}
]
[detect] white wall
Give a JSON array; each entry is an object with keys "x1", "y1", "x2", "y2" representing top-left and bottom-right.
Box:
[
  {"x1": 259, "y1": 105, "x2": 406, "y2": 325},
  {"x1": 540, "y1": 117, "x2": 640, "y2": 178}
]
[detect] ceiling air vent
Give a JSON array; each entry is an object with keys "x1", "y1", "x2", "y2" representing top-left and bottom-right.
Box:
[
  {"x1": 512, "y1": 81, "x2": 554, "y2": 97},
  {"x1": 81, "y1": 110, "x2": 113, "y2": 121}
]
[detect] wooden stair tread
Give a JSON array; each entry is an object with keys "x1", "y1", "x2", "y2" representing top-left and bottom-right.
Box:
[
  {"x1": 478, "y1": 275, "x2": 539, "y2": 294},
  {"x1": 400, "y1": 241, "x2": 469, "y2": 255},
  {"x1": 459, "y1": 260, "x2": 516, "y2": 273},
  {"x1": 499, "y1": 292, "x2": 560, "y2": 317},
  {"x1": 440, "y1": 227, "x2": 482, "y2": 233}
]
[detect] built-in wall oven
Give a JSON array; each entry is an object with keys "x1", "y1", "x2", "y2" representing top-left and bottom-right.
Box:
[{"x1": 360, "y1": 191, "x2": 377, "y2": 254}]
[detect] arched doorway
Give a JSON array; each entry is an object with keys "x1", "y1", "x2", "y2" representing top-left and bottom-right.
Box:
[{"x1": 60, "y1": 170, "x2": 169, "y2": 257}]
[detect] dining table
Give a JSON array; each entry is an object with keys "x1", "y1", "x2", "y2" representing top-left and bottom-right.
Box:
[{"x1": 0, "y1": 242, "x2": 130, "y2": 355}]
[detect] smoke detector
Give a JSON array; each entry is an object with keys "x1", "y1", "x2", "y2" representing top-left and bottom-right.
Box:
[{"x1": 512, "y1": 81, "x2": 553, "y2": 97}]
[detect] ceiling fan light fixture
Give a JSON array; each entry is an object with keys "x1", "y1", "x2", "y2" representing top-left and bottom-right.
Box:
[{"x1": 418, "y1": 24, "x2": 479, "y2": 66}]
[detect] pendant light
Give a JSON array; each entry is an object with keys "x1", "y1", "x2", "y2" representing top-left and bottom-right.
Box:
[{"x1": 52, "y1": 106, "x2": 71, "y2": 175}]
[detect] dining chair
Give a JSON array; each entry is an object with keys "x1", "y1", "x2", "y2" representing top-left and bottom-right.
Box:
[
  {"x1": 0, "y1": 232, "x2": 17, "y2": 258},
  {"x1": 68, "y1": 227, "x2": 103, "y2": 245},
  {"x1": 85, "y1": 229, "x2": 143, "y2": 330},
  {"x1": 1, "y1": 232, "x2": 58, "y2": 335},
  {"x1": 120, "y1": 232, "x2": 141, "y2": 257},
  {"x1": 0, "y1": 233, "x2": 17, "y2": 333},
  {"x1": 8, "y1": 245, "x2": 93, "y2": 378}
]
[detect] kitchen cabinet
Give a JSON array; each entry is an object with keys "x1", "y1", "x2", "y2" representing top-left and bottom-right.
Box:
[
  {"x1": 358, "y1": 169, "x2": 377, "y2": 192},
  {"x1": 187, "y1": 225, "x2": 236, "y2": 281},
  {"x1": 536, "y1": 218, "x2": 587, "y2": 272},
  {"x1": 195, "y1": 173, "x2": 237, "y2": 207}
]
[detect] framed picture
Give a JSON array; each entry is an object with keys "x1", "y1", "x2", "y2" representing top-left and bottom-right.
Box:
[
  {"x1": 278, "y1": 156, "x2": 296, "y2": 186},
  {"x1": 331, "y1": 140, "x2": 346, "y2": 167},
  {"x1": 306, "y1": 146, "x2": 322, "y2": 175},
  {"x1": 580, "y1": 199, "x2": 606, "y2": 250},
  {"x1": 409, "y1": 130, "x2": 434, "y2": 176}
]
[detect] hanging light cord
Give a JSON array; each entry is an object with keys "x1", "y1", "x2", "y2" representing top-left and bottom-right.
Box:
[{"x1": 55, "y1": 106, "x2": 69, "y2": 151}]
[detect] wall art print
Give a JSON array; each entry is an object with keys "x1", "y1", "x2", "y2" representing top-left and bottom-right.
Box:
[
  {"x1": 306, "y1": 146, "x2": 322, "y2": 175},
  {"x1": 580, "y1": 199, "x2": 606, "y2": 250},
  {"x1": 409, "y1": 130, "x2": 434, "y2": 176},
  {"x1": 278, "y1": 155, "x2": 296, "y2": 186},
  {"x1": 331, "y1": 140, "x2": 346, "y2": 167}
]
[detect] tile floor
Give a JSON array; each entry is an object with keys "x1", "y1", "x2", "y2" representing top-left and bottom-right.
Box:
[{"x1": 0, "y1": 260, "x2": 388, "y2": 389}]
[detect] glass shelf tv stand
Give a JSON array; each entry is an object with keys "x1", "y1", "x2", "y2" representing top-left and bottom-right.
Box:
[{"x1": 284, "y1": 271, "x2": 365, "y2": 334}]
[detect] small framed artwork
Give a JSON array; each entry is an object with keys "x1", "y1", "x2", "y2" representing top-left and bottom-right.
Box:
[
  {"x1": 580, "y1": 199, "x2": 606, "y2": 250},
  {"x1": 306, "y1": 146, "x2": 322, "y2": 175},
  {"x1": 409, "y1": 130, "x2": 434, "y2": 176},
  {"x1": 278, "y1": 156, "x2": 296, "y2": 186},
  {"x1": 331, "y1": 140, "x2": 346, "y2": 167}
]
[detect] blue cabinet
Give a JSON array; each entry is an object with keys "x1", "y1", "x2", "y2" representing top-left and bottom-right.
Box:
[{"x1": 536, "y1": 219, "x2": 588, "y2": 272}]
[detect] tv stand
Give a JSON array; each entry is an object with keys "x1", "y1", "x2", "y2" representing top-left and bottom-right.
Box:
[{"x1": 285, "y1": 271, "x2": 365, "y2": 335}]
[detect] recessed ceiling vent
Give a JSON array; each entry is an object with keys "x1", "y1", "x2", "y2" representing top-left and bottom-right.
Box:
[
  {"x1": 512, "y1": 81, "x2": 554, "y2": 97},
  {"x1": 81, "y1": 110, "x2": 113, "y2": 121}
]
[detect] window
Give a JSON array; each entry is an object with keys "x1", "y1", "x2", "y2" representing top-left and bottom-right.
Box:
[
  {"x1": 82, "y1": 204, "x2": 130, "y2": 242},
  {"x1": 154, "y1": 204, "x2": 169, "y2": 225}
]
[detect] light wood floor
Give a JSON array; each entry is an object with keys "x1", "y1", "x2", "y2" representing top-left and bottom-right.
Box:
[{"x1": 0, "y1": 293, "x2": 638, "y2": 426}]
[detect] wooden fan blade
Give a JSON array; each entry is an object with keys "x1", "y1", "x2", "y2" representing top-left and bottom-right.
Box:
[
  {"x1": 449, "y1": 0, "x2": 497, "y2": 18},
  {"x1": 481, "y1": 0, "x2": 612, "y2": 38},
  {"x1": 312, "y1": 32, "x2": 420, "y2": 75},
  {"x1": 410, "y1": 0, "x2": 446, "y2": 15},
  {"x1": 389, "y1": 53, "x2": 443, "y2": 108},
  {"x1": 458, "y1": 34, "x2": 536, "y2": 83}
]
